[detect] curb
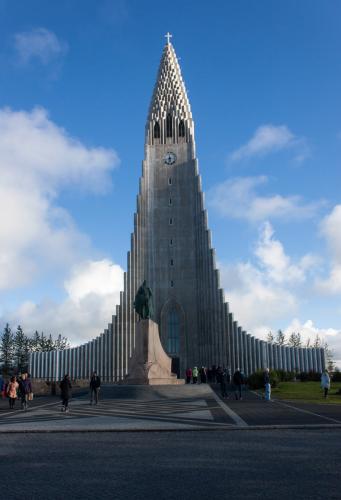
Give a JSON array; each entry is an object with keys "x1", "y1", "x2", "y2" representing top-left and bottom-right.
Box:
[{"x1": 1, "y1": 423, "x2": 341, "y2": 434}]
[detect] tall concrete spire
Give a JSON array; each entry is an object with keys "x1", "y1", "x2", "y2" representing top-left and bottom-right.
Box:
[{"x1": 146, "y1": 38, "x2": 194, "y2": 147}]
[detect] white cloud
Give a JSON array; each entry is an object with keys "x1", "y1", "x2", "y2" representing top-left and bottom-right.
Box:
[
  {"x1": 220, "y1": 222, "x2": 318, "y2": 331},
  {"x1": 208, "y1": 176, "x2": 322, "y2": 222},
  {"x1": 255, "y1": 222, "x2": 319, "y2": 284},
  {"x1": 316, "y1": 205, "x2": 341, "y2": 294},
  {"x1": 5, "y1": 259, "x2": 124, "y2": 345},
  {"x1": 229, "y1": 124, "x2": 309, "y2": 162},
  {"x1": 0, "y1": 107, "x2": 119, "y2": 290},
  {"x1": 220, "y1": 260, "x2": 298, "y2": 331},
  {"x1": 13, "y1": 28, "x2": 68, "y2": 65}
]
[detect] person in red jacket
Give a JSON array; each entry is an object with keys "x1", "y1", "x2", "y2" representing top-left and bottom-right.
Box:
[{"x1": 185, "y1": 367, "x2": 192, "y2": 384}]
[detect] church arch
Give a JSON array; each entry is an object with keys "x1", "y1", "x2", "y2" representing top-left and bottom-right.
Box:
[
  {"x1": 166, "y1": 113, "x2": 172, "y2": 137},
  {"x1": 154, "y1": 121, "x2": 160, "y2": 139},
  {"x1": 160, "y1": 299, "x2": 186, "y2": 373},
  {"x1": 179, "y1": 120, "x2": 185, "y2": 137}
]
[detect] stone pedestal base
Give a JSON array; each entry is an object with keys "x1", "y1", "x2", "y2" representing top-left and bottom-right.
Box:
[{"x1": 125, "y1": 319, "x2": 184, "y2": 385}]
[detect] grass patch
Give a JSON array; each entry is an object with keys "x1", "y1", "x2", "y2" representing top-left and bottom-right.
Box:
[{"x1": 270, "y1": 381, "x2": 341, "y2": 404}]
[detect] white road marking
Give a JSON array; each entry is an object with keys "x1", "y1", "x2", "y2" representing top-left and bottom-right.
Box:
[
  {"x1": 209, "y1": 389, "x2": 248, "y2": 427},
  {"x1": 275, "y1": 400, "x2": 341, "y2": 424}
]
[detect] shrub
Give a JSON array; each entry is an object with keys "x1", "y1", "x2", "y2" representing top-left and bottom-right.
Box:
[
  {"x1": 332, "y1": 368, "x2": 341, "y2": 382},
  {"x1": 247, "y1": 369, "x2": 279, "y2": 389}
]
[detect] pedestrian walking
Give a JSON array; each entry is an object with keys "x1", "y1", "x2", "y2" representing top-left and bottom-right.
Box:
[
  {"x1": 18, "y1": 373, "x2": 32, "y2": 411},
  {"x1": 90, "y1": 371, "x2": 101, "y2": 405},
  {"x1": 233, "y1": 368, "x2": 243, "y2": 400},
  {"x1": 60, "y1": 374, "x2": 72, "y2": 412},
  {"x1": 264, "y1": 368, "x2": 271, "y2": 401},
  {"x1": 321, "y1": 370, "x2": 330, "y2": 398},
  {"x1": 7, "y1": 376, "x2": 19, "y2": 409},
  {"x1": 220, "y1": 369, "x2": 230, "y2": 399},
  {"x1": 185, "y1": 367, "x2": 192, "y2": 384},
  {"x1": 192, "y1": 366, "x2": 199, "y2": 384}
]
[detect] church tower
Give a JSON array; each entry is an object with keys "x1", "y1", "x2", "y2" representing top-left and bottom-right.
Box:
[
  {"x1": 141, "y1": 36, "x2": 226, "y2": 375},
  {"x1": 29, "y1": 36, "x2": 326, "y2": 381}
]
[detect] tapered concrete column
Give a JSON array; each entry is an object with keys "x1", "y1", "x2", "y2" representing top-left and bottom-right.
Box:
[
  {"x1": 30, "y1": 352, "x2": 34, "y2": 378},
  {"x1": 299, "y1": 347, "x2": 305, "y2": 372},
  {"x1": 229, "y1": 314, "x2": 235, "y2": 374},
  {"x1": 251, "y1": 337, "x2": 256, "y2": 373},
  {"x1": 247, "y1": 335, "x2": 252, "y2": 375},
  {"x1": 320, "y1": 348, "x2": 326, "y2": 371},
  {"x1": 285, "y1": 347, "x2": 292, "y2": 372},
  {"x1": 233, "y1": 322, "x2": 239, "y2": 370},
  {"x1": 289, "y1": 347, "x2": 295, "y2": 371},
  {"x1": 312, "y1": 348, "x2": 317, "y2": 372},
  {"x1": 254, "y1": 340, "x2": 259, "y2": 371},
  {"x1": 237, "y1": 327, "x2": 243, "y2": 371}
]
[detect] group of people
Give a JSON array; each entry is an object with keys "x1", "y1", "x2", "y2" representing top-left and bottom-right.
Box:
[
  {"x1": 59, "y1": 371, "x2": 101, "y2": 412},
  {"x1": 185, "y1": 365, "x2": 246, "y2": 400},
  {"x1": 0, "y1": 373, "x2": 33, "y2": 410}
]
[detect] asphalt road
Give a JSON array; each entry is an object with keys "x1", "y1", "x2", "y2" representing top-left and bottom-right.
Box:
[{"x1": 1, "y1": 429, "x2": 340, "y2": 500}]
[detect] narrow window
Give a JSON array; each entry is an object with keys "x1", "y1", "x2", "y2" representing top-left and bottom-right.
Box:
[
  {"x1": 169, "y1": 198, "x2": 172, "y2": 206},
  {"x1": 168, "y1": 178, "x2": 172, "y2": 185},
  {"x1": 154, "y1": 122, "x2": 160, "y2": 139},
  {"x1": 170, "y1": 280, "x2": 174, "y2": 288},
  {"x1": 179, "y1": 120, "x2": 185, "y2": 137},
  {"x1": 166, "y1": 114, "x2": 172, "y2": 137},
  {"x1": 167, "y1": 310, "x2": 179, "y2": 354},
  {"x1": 170, "y1": 259, "x2": 174, "y2": 266},
  {"x1": 169, "y1": 218, "x2": 173, "y2": 225},
  {"x1": 170, "y1": 239, "x2": 173, "y2": 246}
]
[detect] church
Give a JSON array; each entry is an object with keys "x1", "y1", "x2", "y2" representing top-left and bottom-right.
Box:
[{"x1": 29, "y1": 36, "x2": 325, "y2": 381}]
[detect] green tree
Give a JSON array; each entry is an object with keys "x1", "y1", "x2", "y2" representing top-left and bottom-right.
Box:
[
  {"x1": 313, "y1": 334, "x2": 321, "y2": 348},
  {"x1": 14, "y1": 325, "x2": 30, "y2": 372},
  {"x1": 266, "y1": 331, "x2": 274, "y2": 343},
  {"x1": 324, "y1": 342, "x2": 335, "y2": 372},
  {"x1": 0, "y1": 323, "x2": 15, "y2": 375},
  {"x1": 288, "y1": 332, "x2": 302, "y2": 347},
  {"x1": 53, "y1": 334, "x2": 70, "y2": 350},
  {"x1": 275, "y1": 329, "x2": 286, "y2": 345}
]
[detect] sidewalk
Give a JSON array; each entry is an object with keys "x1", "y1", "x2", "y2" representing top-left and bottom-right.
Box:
[{"x1": 1, "y1": 384, "x2": 340, "y2": 432}]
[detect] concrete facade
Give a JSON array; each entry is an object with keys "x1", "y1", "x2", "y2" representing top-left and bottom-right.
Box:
[{"x1": 29, "y1": 40, "x2": 325, "y2": 381}]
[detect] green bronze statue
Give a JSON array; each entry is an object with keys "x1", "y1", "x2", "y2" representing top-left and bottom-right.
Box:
[{"x1": 134, "y1": 280, "x2": 153, "y2": 320}]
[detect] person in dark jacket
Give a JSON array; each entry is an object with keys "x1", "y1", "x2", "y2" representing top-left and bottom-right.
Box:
[
  {"x1": 18, "y1": 373, "x2": 32, "y2": 411},
  {"x1": 60, "y1": 374, "x2": 72, "y2": 412},
  {"x1": 220, "y1": 369, "x2": 230, "y2": 399},
  {"x1": 90, "y1": 372, "x2": 101, "y2": 405},
  {"x1": 233, "y1": 368, "x2": 243, "y2": 400}
]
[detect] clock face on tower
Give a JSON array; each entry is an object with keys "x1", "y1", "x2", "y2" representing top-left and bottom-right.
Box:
[{"x1": 164, "y1": 152, "x2": 177, "y2": 165}]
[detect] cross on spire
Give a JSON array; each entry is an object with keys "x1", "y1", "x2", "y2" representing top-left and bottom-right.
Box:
[{"x1": 165, "y1": 32, "x2": 172, "y2": 45}]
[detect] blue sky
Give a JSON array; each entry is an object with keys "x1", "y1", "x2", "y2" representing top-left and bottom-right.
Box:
[{"x1": 0, "y1": 1, "x2": 340, "y2": 364}]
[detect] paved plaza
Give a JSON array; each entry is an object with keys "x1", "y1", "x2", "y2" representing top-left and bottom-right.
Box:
[{"x1": 0, "y1": 384, "x2": 340, "y2": 432}]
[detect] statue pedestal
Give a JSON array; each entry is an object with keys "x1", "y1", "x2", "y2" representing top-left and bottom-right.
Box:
[{"x1": 125, "y1": 319, "x2": 184, "y2": 385}]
